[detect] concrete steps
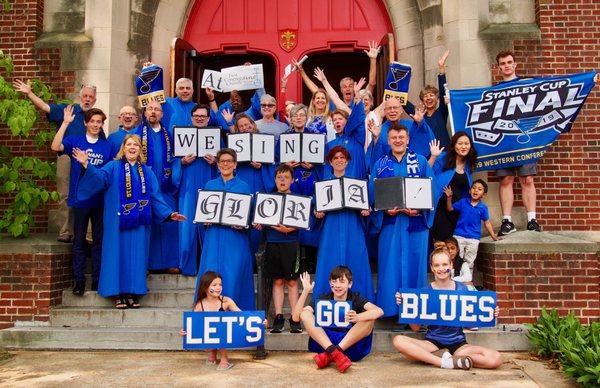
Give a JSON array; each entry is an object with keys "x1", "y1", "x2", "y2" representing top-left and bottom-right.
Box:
[
  {"x1": 0, "y1": 273, "x2": 531, "y2": 351},
  {"x1": 0, "y1": 326, "x2": 530, "y2": 352}
]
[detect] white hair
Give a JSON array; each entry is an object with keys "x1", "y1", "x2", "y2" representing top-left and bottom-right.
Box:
[
  {"x1": 176, "y1": 78, "x2": 193, "y2": 88},
  {"x1": 260, "y1": 94, "x2": 276, "y2": 105}
]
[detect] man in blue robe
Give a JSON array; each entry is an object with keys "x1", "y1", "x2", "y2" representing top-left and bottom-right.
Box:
[
  {"x1": 134, "y1": 101, "x2": 180, "y2": 273},
  {"x1": 366, "y1": 97, "x2": 435, "y2": 172},
  {"x1": 171, "y1": 104, "x2": 219, "y2": 276},
  {"x1": 108, "y1": 105, "x2": 139, "y2": 152},
  {"x1": 370, "y1": 124, "x2": 434, "y2": 317},
  {"x1": 162, "y1": 78, "x2": 196, "y2": 135}
]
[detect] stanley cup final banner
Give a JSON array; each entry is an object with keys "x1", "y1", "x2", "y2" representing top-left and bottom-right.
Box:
[{"x1": 449, "y1": 71, "x2": 597, "y2": 171}]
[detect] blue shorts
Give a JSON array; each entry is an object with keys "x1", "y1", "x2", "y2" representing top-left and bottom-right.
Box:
[{"x1": 308, "y1": 327, "x2": 373, "y2": 361}]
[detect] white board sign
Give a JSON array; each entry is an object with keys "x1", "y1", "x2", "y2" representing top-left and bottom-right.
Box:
[
  {"x1": 253, "y1": 193, "x2": 284, "y2": 226},
  {"x1": 342, "y1": 177, "x2": 369, "y2": 211},
  {"x1": 194, "y1": 190, "x2": 224, "y2": 223},
  {"x1": 279, "y1": 133, "x2": 302, "y2": 163},
  {"x1": 301, "y1": 133, "x2": 326, "y2": 164},
  {"x1": 221, "y1": 64, "x2": 264, "y2": 92},
  {"x1": 228, "y1": 133, "x2": 252, "y2": 162},
  {"x1": 220, "y1": 192, "x2": 253, "y2": 228},
  {"x1": 404, "y1": 177, "x2": 434, "y2": 210},
  {"x1": 252, "y1": 133, "x2": 275, "y2": 164},
  {"x1": 173, "y1": 127, "x2": 197, "y2": 157},
  {"x1": 200, "y1": 70, "x2": 224, "y2": 92},
  {"x1": 281, "y1": 194, "x2": 311, "y2": 229},
  {"x1": 314, "y1": 179, "x2": 343, "y2": 212},
  {"x1": 197, "y1": 127, "x2": 221, "y2": 157}
]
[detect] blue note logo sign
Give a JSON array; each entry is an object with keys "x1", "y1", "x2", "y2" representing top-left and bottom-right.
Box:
[
  {"x1": 466, "y1": 79, "x2": 586, "y2": 146},
  {"x1": 315, "y1": 300, "x2": 352, "y2": 328}
]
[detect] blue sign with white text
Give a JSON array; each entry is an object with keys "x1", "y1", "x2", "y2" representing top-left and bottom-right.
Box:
[
  {"x1": 315, "y1": 300, "x2": 353, "y2": 329},
  {"x1": 398, "y1": 288, "x2": 496, "y2": 328},
  {"x1": 449, "y1": 71, "x2": 597, "y2": 171},
  {"x1": 182, "y1": 311, "x2": 265, "y2": 350}
]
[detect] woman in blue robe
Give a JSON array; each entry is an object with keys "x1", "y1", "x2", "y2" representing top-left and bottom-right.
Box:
[
  {"x1": 134, "y1": 101, "x2": 179, "y2": 272},
  {"x1": 313, "y1": 146, "x2": 374, "y2": 302},
  {"x1": 74, "y1": 134, "x2": 186, "y2": 308},
  {"x1": 196, "y1": 148, "x2": 256, "y2": 310},
  {"x1": 369, "y1": 124, "x2": 435, "y2": 317},
  {"x1": 325, "y1": 102, "x2": 367, "y2": 179},
  {"x1": 229, "y1": 113, "x2": 275, "y2": 255},
  {"x1": 171, "y1": 104, "x2": 219, "y2": 276},
  {"x1": 429, "y1": 131, "x2": 476, "y2": 243}
]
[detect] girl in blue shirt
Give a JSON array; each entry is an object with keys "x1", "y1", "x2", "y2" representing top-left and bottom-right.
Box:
[{"x1": 392, "y1": 248, "x2": 503, "y2": 370}]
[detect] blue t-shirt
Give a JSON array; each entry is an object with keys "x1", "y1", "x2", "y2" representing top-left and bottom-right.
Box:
[
  {"x1": 63, "y1": 135, "x2": 114, "y2": 208},
  {"x1": 424, "y1": 281, "x2": 468, "y2": 345},
  {"x1": 452, "y1": 198, "x2": 490, "y2": 239},
  {"x1": 47, "y1": 104, "x2": 87, "y2": 138}
]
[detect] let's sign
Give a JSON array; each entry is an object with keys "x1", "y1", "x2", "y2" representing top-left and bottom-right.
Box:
[
  {"x1": 398, "y1": 288, "x2": 496, "y2": 327},
  {"x1": 182, "y1": 311, "x2": 265, "y2": 350}
]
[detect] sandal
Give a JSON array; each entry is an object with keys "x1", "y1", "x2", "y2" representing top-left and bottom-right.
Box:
[
  {"x1": 115, "y1": 297, "x2": 128, "y2": 309},
  {"x1": 206, "y1": 359, "x2": 217, "y2": 365},
  {"x1": 216, "y1": 362, "x2": 234, "y2": 371},
  {"x1": 431, "y1": 348, "x2": 450, "y2": 358},
  {"x1": 126, "y1": 295, "x2": 140, "y2": 309},
  {"x1": 451, "y1": 355, "x2": 473, "y2": 370}
]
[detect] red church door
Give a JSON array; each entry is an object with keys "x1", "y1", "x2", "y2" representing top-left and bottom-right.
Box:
[{"x1": 172, "y1": 0, "x2": 394, "y2": 105}]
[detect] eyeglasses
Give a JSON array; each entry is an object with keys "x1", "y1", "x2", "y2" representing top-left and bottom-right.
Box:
[
  {"x1": 218, "y1": 159, "x2": 235, "y2": 165},
  {"x1": 261, "y1": 104, "x2": 276, "y2": 108},
  {"x1": 120, "y1": 113, "x2": 137, "y2": 117},
  {"x1": 292, "y1": 113, "x2": 307, "y2": 118},
  {"x1": 146, "y1": 107, "x2": 163, "y2": 112},
  {"x1": 192, "y1": 114, "x2": 209, "y2": 119}
]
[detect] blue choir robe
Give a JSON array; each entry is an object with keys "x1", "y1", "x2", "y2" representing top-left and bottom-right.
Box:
[
  {"x1": 370, "y1": 151, "x2": 435, "y2": 317},
  {"x1": 366, "y1": 118, "x2": 435, "y2": 173},
  {"x1": 134, "y1": 123, "x2": 179, "y2": 270},
  {"x1": 325, "y1": 101, "x2": 367, "y2": 179},
  {"x1": 196, "y1": 176, "x2": 255, "y2": 310},
  {"x1": 234, "y1": 162, "x2": 275, "y2": 254},
  {"x1": 171, "y1": 155, "x2": 218, "y2": 276},
  {"x1": 77, "y1": 160, "x2": 173, "y2": 297},
  {"x1": 218, "y1": 89, "x2": 264, "y2": 121},
  {"x1": 162, "y1": 97, "x2": 195, "y2": 134},
  {"x1": 432, "y1": 151, "x2": 473, "y2": 206},
  {"x1": 313, "y1": 187, "x2": 374, "y2": 302},
  {"x1": 107, "y1": 126, "x2": 135, "y2": 154}
]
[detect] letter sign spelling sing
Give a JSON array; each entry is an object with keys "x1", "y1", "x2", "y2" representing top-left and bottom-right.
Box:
[{"x1": 315, "y1": 300, "x2": 352, "y2": 328}]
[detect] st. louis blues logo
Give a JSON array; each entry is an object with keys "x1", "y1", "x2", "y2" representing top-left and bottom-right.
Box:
[
  {"x1": 138, "y1": 199, "x2": 149, "y2": 212},
  {"x1": 137, "y1": 68, "x2": 162, "y2": 93},
  {"x1": 388, "y1": 67, "x2": 410, "y2": 90},
  {"x1": 122, "y1": 203, "x2": 137, "y2": 215},
  {"x1": 465, "y1": 78, "x2": 586, "y2": 146}
]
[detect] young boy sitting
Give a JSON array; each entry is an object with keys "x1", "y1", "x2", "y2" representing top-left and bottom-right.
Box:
[
  {"x1": 443, "y1": 179, "x2": 501, "y2": 270},
  {"x1": 254, "y1": 164, "x2": 302, "y2": 333},
  {"x1": 292, "y1": 266, "x2": 384, "y2": 373}
]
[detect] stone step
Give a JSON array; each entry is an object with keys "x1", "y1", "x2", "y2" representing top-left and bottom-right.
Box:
[
  {"x1": 50, "y1": 307, "x2": 186, "y2": 328},
  {"x1": 0, "y1": 326, "x2": 531, "y2": 352},
  {"x1": 61, "y1": 290, "x2": 197, "y2": 308}
]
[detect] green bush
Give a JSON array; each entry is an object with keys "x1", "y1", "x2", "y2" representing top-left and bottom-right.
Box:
[{"x1": 526, "y1": 308, "x2": 600, "y2": 387}]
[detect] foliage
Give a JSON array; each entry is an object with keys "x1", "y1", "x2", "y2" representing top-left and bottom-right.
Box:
[
  {"x1": 0, "y1": 50, "x2": 65, "y2": 237},
  {"x1": 526, "y1": 308, "x2": 600, "y2": 387}
]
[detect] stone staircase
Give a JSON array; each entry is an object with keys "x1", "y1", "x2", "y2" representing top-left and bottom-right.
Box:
[{"x1": 0, "y1": 274, "x2": 530, "y2": 352}]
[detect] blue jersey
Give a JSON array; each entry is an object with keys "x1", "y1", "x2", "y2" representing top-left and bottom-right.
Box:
[{"x1": 63, "y1": 135, "x2": 114, "y2": 208}]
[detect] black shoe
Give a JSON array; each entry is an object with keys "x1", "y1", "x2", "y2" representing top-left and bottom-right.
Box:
[
  {"x1": 57, "y1": 236, "x2": 73, "y2": 243},
  {"x1": 289, "y1": 318, "x2": 302, "y2": 333},
  {"x1": 498, "y1": 219, "x2": 516, "y2": 236},
  {"x1": 91, "y1": 281, "x2": 98, "y2": 291},
  {"x1": 73, "y1": 281, "x2": 85, "y2": 296},
  {"x1": 527, "y1": 219, "x2": 542, "y2": 232},
  {"x1": 270, "y1": 314, "x2": 285, "y2": 333}
]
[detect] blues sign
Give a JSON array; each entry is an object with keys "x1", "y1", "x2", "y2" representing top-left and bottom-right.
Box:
[
  {"x1": 398, "y1": 288, "x2": 496, "y2": 328},
  {"x1": 182, "y1": 311, "x2": 265, "y2": 350},
  {"x1": 449, "y1": 71, "x2": 597, "y2": 171}
]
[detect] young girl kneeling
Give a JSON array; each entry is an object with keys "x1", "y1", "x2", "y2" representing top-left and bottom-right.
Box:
[
  {"x1": 180, "y1": 271, "x2": 240, "y2": 371},
  {"x1": 392, "y1": 248, "x2": 503, "y2": 370}
]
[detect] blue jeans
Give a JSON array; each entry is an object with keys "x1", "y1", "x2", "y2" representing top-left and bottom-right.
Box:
[{"x1": 72, "y1": 207, "x2": 103, "y2": 284}]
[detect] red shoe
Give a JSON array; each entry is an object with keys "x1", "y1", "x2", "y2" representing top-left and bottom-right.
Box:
[
  {"x1": 313, "y1": 351, "x2": 333, "y2": 369},
  {"x1": 330, "y1": 348, "x2": 351, "y2": 373}
]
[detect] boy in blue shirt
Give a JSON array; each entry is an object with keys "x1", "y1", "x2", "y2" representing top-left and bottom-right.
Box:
[
  {"x1": 443, "y1": 179, "x2": 501, "y2": 270},
  {"x1": 253, "y1": 164, "x2": 302, "y2": 333},
  {"x1": 51, "y1": 106, "x2": 114, "y2": 295}
]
